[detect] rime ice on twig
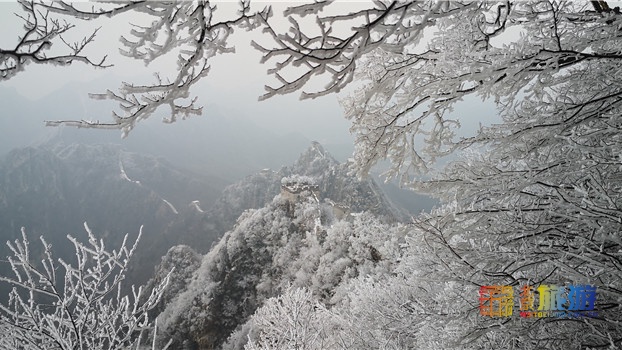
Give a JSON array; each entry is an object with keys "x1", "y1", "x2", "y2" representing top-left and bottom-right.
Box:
[
  {"x1": 39, "y1": 1, "x2": 271, "y2": 136},
  {"x1": 0, "y1": 224, "x2": 171, "y2": 349}
]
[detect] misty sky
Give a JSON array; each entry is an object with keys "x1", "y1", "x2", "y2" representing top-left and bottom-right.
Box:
[{"x1": 0, "y1": 1, "x2": 499, "y2": 178}]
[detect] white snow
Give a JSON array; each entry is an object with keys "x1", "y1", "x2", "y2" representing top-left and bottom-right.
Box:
[
  {"x1": 190, "y1": 200, "x2": 204, "y2": 213},
  {"x1": 119, "y1": 160, "x2": 141, "y2": 185},
  {"x1": 162, "y1": 199, "x2": 179, "y2": 214}
]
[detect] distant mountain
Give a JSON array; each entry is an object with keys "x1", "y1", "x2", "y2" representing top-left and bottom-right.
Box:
[
  {"x1": 1, "y1": 81, "x2": 311, "y2": 182},
  {"x1": 1, "y1": 82, "x2": 431, "y2": 218},
  {"x1": 0, "y1": 143, "x2": 228, "y2": 291},
  {"x1": 50, "y1": 112, "x2": 313, "y2": 182}
]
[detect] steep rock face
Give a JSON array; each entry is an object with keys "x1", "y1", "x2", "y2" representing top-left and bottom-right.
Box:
[
  {"x1": 209, "y1": 170, "x2": 283, "y2": 224},
  {"x1": 291, "y1": 143, "x2": 400, "y2": 219}
]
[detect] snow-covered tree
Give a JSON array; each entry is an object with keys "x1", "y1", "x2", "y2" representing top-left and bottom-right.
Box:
[
  {"x1": 244, "y1": 287, "x2": 343, "y2": 350},
  {"x1": 409, "y1": 87, "x2": 622, "y2": 347},
  {"x1": 258, "y1": 0, "x2": 622, "y2": 180},
  {"x1": 0, "y1": 223, "x2": 170, "y2": 350}
]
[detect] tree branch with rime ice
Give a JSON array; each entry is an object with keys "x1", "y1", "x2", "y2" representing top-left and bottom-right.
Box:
[
  {"x1": 43, "y1": 0, "x2": 271, "y2": 137},
  {"x1": 0, "y1": 223, "x2": 171, "y2": 350}
]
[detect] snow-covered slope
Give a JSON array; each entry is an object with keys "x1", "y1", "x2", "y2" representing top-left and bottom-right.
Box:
[{"x1": 150, "y1": 153, "x2": 408, "y2": 349}]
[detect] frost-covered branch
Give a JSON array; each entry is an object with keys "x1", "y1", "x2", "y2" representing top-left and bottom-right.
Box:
[
  {"x1": 255, "y1": 1, "x2": 450, "y2": 101},
  {"x1": 0, "y1": 0, "x2": 110, "y2": 81},
  {"x1": 245, "y1": 287, "x2": 343, "y2": 350},
  {"x1": 0, "y1": 223, "x2": 170, "y2": 350},
  {"x1": 45, "y1": 1, "x2": 271, "y2": 137}
]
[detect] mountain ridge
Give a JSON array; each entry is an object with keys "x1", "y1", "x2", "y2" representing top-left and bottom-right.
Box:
[{"x1": 149, "y1": 142, "x2": 410, "y2": 349}]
